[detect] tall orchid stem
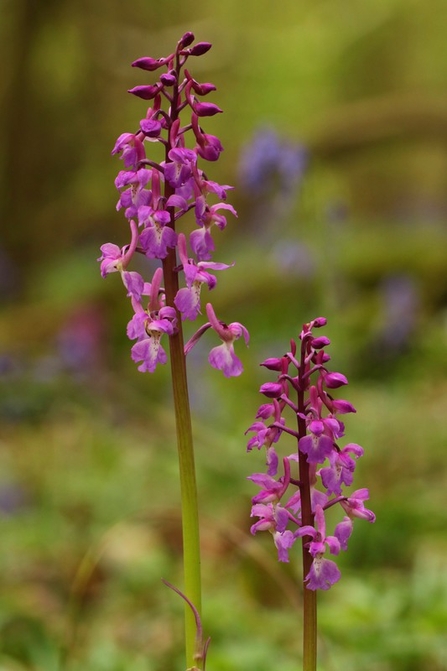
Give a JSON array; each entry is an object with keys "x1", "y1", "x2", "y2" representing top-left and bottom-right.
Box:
[
  {"x1": 297, "y1": 367, "x2": 317, "y2": 670},
  {"x1": 163, "y1": 243, "x2": 202, "y2": 668},
  {"x1": 159, "y1": 54, "x2": 203, "y2": 667}
]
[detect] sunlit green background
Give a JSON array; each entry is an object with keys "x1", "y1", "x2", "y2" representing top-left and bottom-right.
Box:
[{"x1": 1, "y1": 0, "x2": 447, "y2": 669}]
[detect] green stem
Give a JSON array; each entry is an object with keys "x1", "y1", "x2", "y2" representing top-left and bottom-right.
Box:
[
  {"x1": 159, "y1": 54, "x2": 202, "y2": 667},
  {"x1": 163, "y1": 245, "x2": 202, "y2": 669}
]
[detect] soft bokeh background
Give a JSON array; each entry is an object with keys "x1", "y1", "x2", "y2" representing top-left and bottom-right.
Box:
[{"x1": 2, "y1": 0, "x2": 447, "y2": 669}]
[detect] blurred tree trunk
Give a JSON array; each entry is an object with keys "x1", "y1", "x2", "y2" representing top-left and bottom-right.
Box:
[{"x1": 1, "y1": 0, "x2": 60, "y2": 268}]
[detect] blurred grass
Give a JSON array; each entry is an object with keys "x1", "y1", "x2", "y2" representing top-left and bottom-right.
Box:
[
  {"x1": 1, "y1": 373, "x2": 447, "y2": 670},
  {"x1": 2, "y1": 0, "x2": 447, "y2": 669}
]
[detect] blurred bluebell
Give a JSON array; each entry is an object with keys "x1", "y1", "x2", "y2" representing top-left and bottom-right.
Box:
[
  {"x1": 379, "y1": 274, "x2": 419, "y2": 353},
  {"x1": 238, "y1": 127, "x2": 307, "y2": 197},
  {"x1": 0, "y1": 482, "x2": 27, "y2": 517}
]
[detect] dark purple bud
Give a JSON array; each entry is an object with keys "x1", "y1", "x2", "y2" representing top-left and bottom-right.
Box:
[
  {"x1": 312, "y1": 317, "x2": 327, "y2": 328},
  {"x1": 332, "y1": 399, "x2": 356, "y2": 414},
  {"x1": 128, "y1": 84, "x2": 161, "y2": 100},
  {"x1": 193, "y1": 102, "x2": 223, "y2": 117},
  {"x1": 179, "y1": 32, "x2": 195, "y2": 48},
  {"x1": 325, "y1": 372, "x2": 348, "y2": 388},
  {"x1": 259, "y1": 382, "x2": 283, "y2": 398},
  {"x1": 160, "y1": 72, "x2": 176, "y2": 86},
  {"x1": 140, "y1": 118, "x2": 162, "y2": 137},
  {"x1": 191, "y1": 81, "x2": 217, "y2": 96},
  {"x1": 260, "y1": 357, "x2": 283, "y2": 371},
  {"x1": 311, "y1": 336, "x2": 330, "y2": 349},
  {"x1": 196, "y1": 134, "x2": 223, "y2": 162},
  {"x1": 189, "y1": 42, "x2": 212, "y2": 56},
  {"x1": 132, "y1": 57, "x2": 168, "y2": 71}
]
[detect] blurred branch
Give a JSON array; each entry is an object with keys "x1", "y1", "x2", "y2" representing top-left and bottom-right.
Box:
[{"x1": 310, "y1": 93, "x2": 447, "y2": 159}]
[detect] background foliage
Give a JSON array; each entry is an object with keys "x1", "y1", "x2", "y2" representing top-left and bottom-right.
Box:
[{"x1": 1, "y1": 0, "x2": 447, "y2": 669}]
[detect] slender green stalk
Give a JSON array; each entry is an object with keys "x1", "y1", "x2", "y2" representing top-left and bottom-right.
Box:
[
  {"x1": 102, "y1": 32, "x2": 235, "y2": 671},
  {"x1": 160, "y1": 54, "x2": 203, "y2": 665},
  {"x1": 163, "y1": 243, "x2": 202, "y2": 669}
]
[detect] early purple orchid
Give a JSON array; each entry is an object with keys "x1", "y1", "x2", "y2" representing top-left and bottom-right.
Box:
[
  {"x1": 99, "y1": 33, "x2": 247, "y2": 375},
  {"x1": 247, "y1": 318, "x2": 375, "y2": 588}
]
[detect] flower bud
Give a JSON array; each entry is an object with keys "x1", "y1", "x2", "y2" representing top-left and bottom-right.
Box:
[
  {"x1": 189, "y1": 42, "x2": 212, "y2": 56},
  {"x1": 311, "y1": 336, "x2": 330, "y2": 349},
  {"x1": 259, "y1": 382, "x2": 283, "y2": 398},
  {"x1": 324, "y1": 372, "x2": 348, "y2": 388},
  {"x1": 193, "y1": 102, "x2": 223, "y2": 117},
  {"x1": 160, "y1": 72, "x2": 177, "y2": 86},
  {"x1": 139, "y1": 119, "x2": 162, "y2": 137},
  {"x1": 260, "y1": 357, "x2": 283, "y2": 371},
  {"x1": 178, "y1": 32, "x2": 195, "y2": 48},
  {"x1": 131, "y1": 56, "x2": 168, "y2": 71},
  {"x1": 128, "y1": 84, "x2": 161, "y2": 100},
  {"x1": 191, "y1": 81, "x2": 217, "y2": 95}
]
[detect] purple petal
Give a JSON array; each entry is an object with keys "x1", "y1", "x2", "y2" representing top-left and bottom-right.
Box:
[
  {"x1": 208, "y1": 342, "x2": 243, "y2": 377},
  {"x1": 174, "y1": 286, "x2": 201, "y2": 321},
  {"x1": 334, "y1": 517, "x2": 353, "y2": 551},
  {"x1": 131, "y1": 336, "x2": 167, "y2": 372},
  {"x1": 299, "y1": 434, "x2": 333, "y2": 464},
  {"x1": 273, "y1": 530, "x2": 296, "y2": 562},
  {"x1": 305, "y1": 557, "x2": 341, "y2": 590}
]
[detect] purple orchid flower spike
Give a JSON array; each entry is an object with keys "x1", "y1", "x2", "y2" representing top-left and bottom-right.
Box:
[
  {"x1": 99, "y1": 33, "x2": 248, "y2": 375},
  {"x1": 246, "y1": 318, "x2": 375, "y2": 589}
]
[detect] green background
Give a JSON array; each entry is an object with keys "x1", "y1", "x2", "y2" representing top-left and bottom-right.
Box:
[{"x1": 1, "y1": 0, "x2": 447, "y2": 669}]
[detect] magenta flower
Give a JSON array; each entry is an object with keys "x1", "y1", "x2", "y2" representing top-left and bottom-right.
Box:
[
  {"x1": 304, "y1": 556, "x2": 341, "y2": 591},
  {"x1": 174, "y1": 234, "x2": 231, "y2": 321},
  {"x1": 139, "y1": 209, "x2": 177, "y2": 259},
  {"x1": 122, "y1": 271, "x2": 145, "y2": 300},
  {"x1": 115, "y1": 169, "x2": 152, "y2": 219},
  {"x1": 298, "y1": 431, "x2": 334, "y2": 464},
  {"x1": 111, "y1": 132, "x2": 146, "y2": 169},
  {"x1": 273, "y1": 530, "x2": 297, "y2": 562},
  {"x1": 248, "y1": 473, "x2": 286, "y2": 504},
  {"x1": 320, "y1": 443, "x2": 364, "y2": 496},
  {"x1": 340, "y1": 488, "x2": 376, "y2": 522},
  {"x1": 129, "y1": 306, "x2": 177, "y2": 373},
  {"x1": 164, "y1": 148, "x2": 197, "y2": 188},
  {"x1": 334, "y1": 517, "x2": 353, "y2": 551},
  {"x1": 131, "y1": 329, "x2": 169, "y2": 372},
  {"x1": 297, "y1": 506, "x2": 341, "y2": 558},
  {"x1": 98, "y1": 243, "x2": 124, "y2": 277},
  {"x1": 98, "y1": 220, "x2": 139, "y2": 277},
  {"x1": 191, "y1": 199, "x2": 237, "y2": 261},
  {"x1": 205, "y1": 303, "x2": 249, "y2": 377},
  {"x1": 297, "y1": 506, "x2": 342, "y2": 590}
]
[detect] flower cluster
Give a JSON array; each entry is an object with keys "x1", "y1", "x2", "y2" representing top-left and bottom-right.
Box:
[
  {"x1": 98, "y1": 33, "x2": 248, "y2": 375},
  {"x1": 246, "y1": 318, "x2": 375, "y2": 590}
]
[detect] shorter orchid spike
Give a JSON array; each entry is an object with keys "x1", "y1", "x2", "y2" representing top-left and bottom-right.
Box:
[{"x1": 246, "y1": 317, "x2": 374, "y2": 588}]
